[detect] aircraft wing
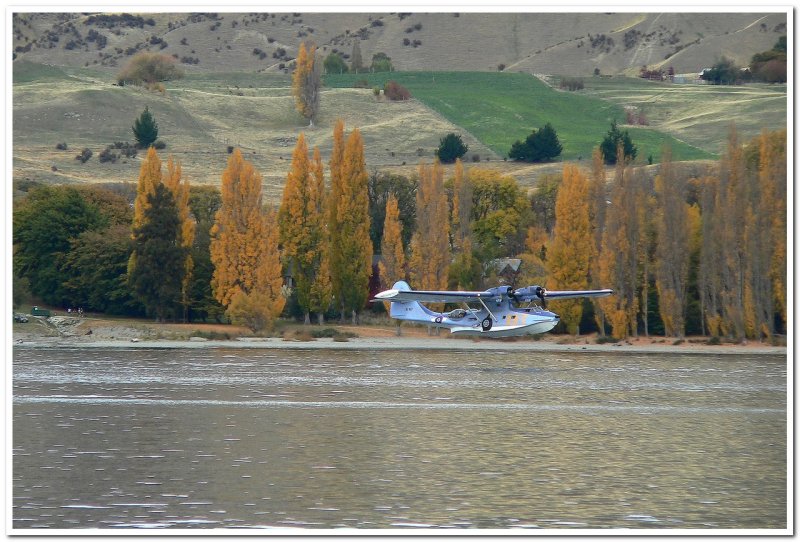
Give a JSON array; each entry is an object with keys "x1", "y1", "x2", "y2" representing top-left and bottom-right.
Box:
[
  {"x1": 374, "y1": 288, "x2": 494, "y2": 304},
  {"x1": 544, "y1": 289, "x2": 614, "y2": 300}
]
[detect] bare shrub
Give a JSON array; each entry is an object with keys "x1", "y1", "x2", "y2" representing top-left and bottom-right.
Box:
[
  {"x1": 117, "y1": 52, "x2": 184, "y2": 85},
  {"x1": 384, "y1": 80, "x2": 411, "y2": 101}
]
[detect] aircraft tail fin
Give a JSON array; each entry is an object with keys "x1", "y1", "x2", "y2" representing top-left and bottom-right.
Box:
[{"x1": 387, "y1": 281, "x2": 435, "y2": 322}]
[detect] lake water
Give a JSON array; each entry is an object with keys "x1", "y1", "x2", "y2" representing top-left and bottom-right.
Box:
[{"x1": 12, "y1": 346, "x2": 787, "y2": 531}]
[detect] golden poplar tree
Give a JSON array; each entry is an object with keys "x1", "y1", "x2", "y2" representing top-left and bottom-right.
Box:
[
  {"x1": 279, "y1": 133, "x2": 327, "y2": 324},
  {"x1": 132, "y1": 146, "x2": 162, "y2": 232},
  {"x1": 226, "y1": 208, "x2": 285, "y2": 332},
  {"x1": 379, "y1": 194, "x2": 406, "y2": 288},
  {"x1": 310, "y1": 247, "x2": 332, "y2": 325},
  {"x1": 717, "y1": 126, "x2": 747, "y2": 339},
  {"x1": 696, "y1": 126, "x2": 787, "y2": 340},
  {"x1": 598, "y1": 158, "x2": 642, "y2": 339},
  {"x1": 292, "y1": 41, "x2": 321, "y2": 126},
  {"x1": 409, "y1": 160, "x2": 450, "y2": 298},
  {"x1": 163, "y1": 156, "x2": 195, "y2": 322},
  {"x1": 128, "y1": 146, "x2": 163, "y2": 277},
  {"x1": 587, "y1": 147, "x2": 608, "y2": 334},
  {"x1": 379, "y1": 194, "x2": 405, "y2": 330},
  {"x1": 686, "y1": 201, "x2": 703, "y2": 334},
  {"x1": 333, "y1": 128, "x2": 373, "y2": 324},
  {"x1": 742, "y1": 129, "x2": 786, "y2": 339},
  {"x1": 637, "y1": 170, "x2": 655, "y2": 337},
  {"x1": 761, "y1": 129, "x2": 787, "y2": 327},
  {"x1": 548, "y1": 164, "x2": 594, "y2": 335},
  {"x1": 327, "y1": 119, "x2": 346, "y2": 315},
  {"x1": 654, "y1": 148, "x2": 690, "y2": 337},
  {"x1": 698, "y1": 127, "x2": 786, "y2": 340},
  {"x1": 210, "y1": 149, "x2": 284, "y2": 330},
  {"x1": 698, "y1": 175, "x2": 725, "y2": 337},
  {"x1": 308, "y1": 146, "x2": 332, "y2": 323},
  {"x1": 447, "y1": 158, "x2": 480, "y2": 290},
  {"x1": 517, "y1": 226, "x2": 549, "y2": 287},
  {"x1": 450, "y1": 158, "x2": 472, "y2": 251}
]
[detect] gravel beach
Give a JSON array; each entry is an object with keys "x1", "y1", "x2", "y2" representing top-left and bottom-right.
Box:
[{"x1": 11, "y1": 315, "x2": 787, "y2": 355}]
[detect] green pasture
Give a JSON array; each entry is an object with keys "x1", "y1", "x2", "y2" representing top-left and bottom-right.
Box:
[
  {"x1": 12, "y1": 60, "x2": 70, "y2": 83},
  {"x1": 325, "y1": 71, "x2": 715, "y2": 163}
]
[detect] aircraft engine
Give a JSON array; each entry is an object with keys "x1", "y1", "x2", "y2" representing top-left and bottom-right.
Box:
[
  {"x1": 486, "y1": 285, "x2": 513, "y2": 298},
  {"x1": 510, "y1": 285, "x2": 548, "y2": 306}
]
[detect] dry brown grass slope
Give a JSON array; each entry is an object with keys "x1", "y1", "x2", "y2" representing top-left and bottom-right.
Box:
[
  {"x1": 12, "y1": 68, "x2": 495, "y2": 201},
  {"x1": 13, "y1": 12, "x2": 786, "y2": 77}
]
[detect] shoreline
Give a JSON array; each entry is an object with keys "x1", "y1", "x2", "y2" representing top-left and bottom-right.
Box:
[
  {"x1": 10, "y1": 315, "x2": 787, "y2": 356},
  {"x1": 12, "y1": 335, "x2": 787, "y2": 356}
]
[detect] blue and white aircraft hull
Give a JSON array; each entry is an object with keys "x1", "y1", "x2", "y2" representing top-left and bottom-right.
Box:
[{"x1": 377, "y1": 281, "x2": 566, "y2": 338}]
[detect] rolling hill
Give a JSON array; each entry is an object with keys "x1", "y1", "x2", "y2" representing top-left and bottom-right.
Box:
[
  {"x1": 13, "y1": 62, "x2": 499, "y2": 200},
  {"x1": 13, "y1": 12, "x2": 787, "y2": 77},
  {"x1": 11, "y1": 11, "x2": 788, "y2": 201}
]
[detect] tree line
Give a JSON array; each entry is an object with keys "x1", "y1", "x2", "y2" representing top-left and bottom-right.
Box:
[
  {"x1": 701, "y1": 36, "x2": 787, "y2": 85},
  {"x1": 13, "y1": 124, "x2": 786, "y2": 341}
]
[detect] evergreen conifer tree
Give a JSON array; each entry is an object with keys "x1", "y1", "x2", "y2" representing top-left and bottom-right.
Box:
[
  {"x1": 436, "y1": 133, "x2": 468, "y2": 163},
  {"x1": 535, "y1": 123, "x2": 563, "y2": 161},
  {"x1": 129, "y1": 183, "x2": 186, "y2": 322},
  {"x1": 132, "y1": 106, "x2": 159, "y2": 148},
  {"x1": 600, "y1": 121, "x2": 637, "y2": 165},
  {"x1": 508, "y1": 123, "x2": 563, "y2": 162}
]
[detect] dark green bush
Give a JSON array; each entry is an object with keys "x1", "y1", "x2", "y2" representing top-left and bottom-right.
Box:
[
  {"x1": 132, "y1": 107, "x2": 159, "y2": 148},
  {"x1": 508, "y1": 123, "x2": 563, "y2": 162},
  {"x1": 436, "y1": 133, "x2": 468, "y2": 163}
]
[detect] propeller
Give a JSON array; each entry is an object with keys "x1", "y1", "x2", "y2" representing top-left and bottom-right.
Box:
[{"x1": 535, "y1": 286, "x2": 547, "y2": 309}]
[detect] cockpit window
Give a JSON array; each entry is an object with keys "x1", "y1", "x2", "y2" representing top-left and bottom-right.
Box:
[{"x1": 447, "y1": 309, "x2": 468, "y2": 320}]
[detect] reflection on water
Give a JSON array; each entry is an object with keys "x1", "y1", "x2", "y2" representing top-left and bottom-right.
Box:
[{"x1": 13, "y1": 347, "x2": 786, "y2": 530}]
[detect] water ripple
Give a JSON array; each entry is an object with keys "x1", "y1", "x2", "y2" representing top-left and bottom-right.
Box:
[{"x1": 13, "y1": 395, "x2": 783, "y2": 414}]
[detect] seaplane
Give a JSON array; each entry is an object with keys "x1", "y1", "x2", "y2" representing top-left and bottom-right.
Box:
[{"x1": 374, "y1": 281, "x2": 613, "y2": 338}]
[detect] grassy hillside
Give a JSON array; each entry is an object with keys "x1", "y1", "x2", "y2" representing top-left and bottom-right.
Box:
[
  {"x1": 14, "y1": 61, "x2": 785, "y2": 201},
  {"x1": 12, "y1": 62, "x2": 495, "y2": 200},
  {"x1": 574, "y1": 75, "x2": 787, "y2": 156},
  {"x1": 326, "y1": 71, "x2": 714, "y2": 162}
]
